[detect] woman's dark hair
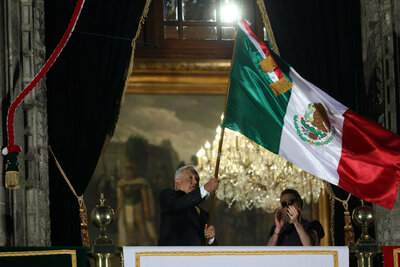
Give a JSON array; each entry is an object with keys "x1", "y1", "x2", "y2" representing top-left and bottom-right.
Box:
[{"x1": 281, "y1": 188, "x2": 303, "y2": 209}]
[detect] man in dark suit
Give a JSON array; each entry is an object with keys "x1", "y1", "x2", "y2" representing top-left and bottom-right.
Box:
[{"x1": 158, "y1": 165, "x2": 219, "y2": 246}]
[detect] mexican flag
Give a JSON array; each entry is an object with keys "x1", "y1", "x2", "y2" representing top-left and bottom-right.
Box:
[{"x1": 222, "y1": 20, "x2": 400, "y2": 209}]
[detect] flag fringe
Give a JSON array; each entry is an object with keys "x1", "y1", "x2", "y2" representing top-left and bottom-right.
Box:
[
  {"x1": 124, "y1": 0, "x2": 152, "y2": 103},
  {"x1": 101, "y1": 0, "x2": 152, "y2": 156},
  {"x1": 255, "y1": 0, "x2": 279, "y2": 55}
]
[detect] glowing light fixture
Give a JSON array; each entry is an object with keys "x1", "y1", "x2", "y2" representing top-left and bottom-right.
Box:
[{"x1": 221, "y1": 1, "x2": 240, "y2": 23}]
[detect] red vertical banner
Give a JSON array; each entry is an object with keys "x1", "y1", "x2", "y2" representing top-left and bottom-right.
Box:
[{"x1": 383, "y1": 246, "x2": 400, "y2": 267}]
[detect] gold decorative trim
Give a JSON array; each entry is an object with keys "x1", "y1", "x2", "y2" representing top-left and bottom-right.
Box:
[
  {"x1": 259, "y1": 57, "x2": 277, "y2": 73},
  {"x1": 394, "y1": 248, "x2": 400, "y2": 267},
  {"x1": 122, "y1": 0, "x2": 152, "y2": 97},
  {"x1": 128, "y1": 59, "x2": 231, "y2": 95},
  {"x1": 270, "y1": 77, "x2": 293, "y2": 96},
  {"x1": 135, "y1": 250, "x2": 338, "y2": 267},
  {"x1": 0, "y1": 250, "x2": 77, "y2": 267},
  {"x1": 133, "y1": 58, "x2": 231, "y2": 72}
]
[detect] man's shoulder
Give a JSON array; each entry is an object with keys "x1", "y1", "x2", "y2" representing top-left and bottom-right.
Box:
[
  {"x1": 160, "y1": 188, "x2": 202, "y2": 201},
  {"x1": 160, "y1": 188, "x2": 181, "y2": 197},
  {"x1": 161, "y1": 188, "x2": 176, "y2": 193}
]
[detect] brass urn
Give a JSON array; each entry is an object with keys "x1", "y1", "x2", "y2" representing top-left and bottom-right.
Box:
[
  {"x1": 91, "y1": 193, "x2": 114, "y2": 242},
  {"x1": 90, "y1": 193, "x2": 118, "y2": 267},
  {"x1": 351, "y1": 200, "x2": 380, "y2": 267},
  {"x1": 352, "y1": 200, "x2": 375, "y2": 244}
]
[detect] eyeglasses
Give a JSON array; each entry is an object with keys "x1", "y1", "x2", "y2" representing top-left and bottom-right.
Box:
[{"x1": 281, "y1": 198, "x2": 297, "y2": 208}]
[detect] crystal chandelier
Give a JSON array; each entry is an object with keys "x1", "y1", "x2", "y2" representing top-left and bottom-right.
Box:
[{"x1": 196, "y1": 123, "x2": 326, "y2": 213}]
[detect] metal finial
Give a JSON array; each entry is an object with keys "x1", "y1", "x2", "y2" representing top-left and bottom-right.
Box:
[{"x1": 100, "y1": 192, "x2": 105, "y2": 205}]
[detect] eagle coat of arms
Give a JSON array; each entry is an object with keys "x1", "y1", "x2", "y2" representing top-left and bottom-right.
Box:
[{"x1": 293, "y1": 103, "x2": 335, "y2": 146}]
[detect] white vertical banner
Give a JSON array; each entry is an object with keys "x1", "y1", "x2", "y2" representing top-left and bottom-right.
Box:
[{"x1": 123, "y1": 246, "x2": 349, "y2": 267}]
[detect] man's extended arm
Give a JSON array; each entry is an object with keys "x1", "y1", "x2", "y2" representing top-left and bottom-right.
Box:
[
  {"x1": 160, "y1": 188, "x2": 204, "y2": 213},
  {"x1": 161, "y1": 178, "x2": 219, "y2": 212}
]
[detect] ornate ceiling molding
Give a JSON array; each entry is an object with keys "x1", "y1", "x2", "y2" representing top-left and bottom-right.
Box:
[{"x1": 127, "y1": 58, "x2": 231, "y2": 95}]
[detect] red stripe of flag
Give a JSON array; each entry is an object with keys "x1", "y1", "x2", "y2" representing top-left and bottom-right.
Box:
[
  {"x1": 274, "y1": 69, "x2": 284, "y2": 79},
  {"x1": 240, "y1": 20, "x2": 284, "y2": 80},
  {"x1": 241, "y1": 20, "x2": 270, "y2": 57},
  {"x1": 337, "y1": 110, "x2": 400, "y2": 209}
]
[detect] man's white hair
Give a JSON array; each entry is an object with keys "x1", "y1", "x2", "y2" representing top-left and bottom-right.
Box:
[{"x1": 174, "y1": 165, "x2": 199, "y2": 180}]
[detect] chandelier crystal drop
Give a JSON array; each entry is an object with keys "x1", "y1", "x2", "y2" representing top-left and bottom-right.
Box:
[{"x1": 196, "y1": 124, "x2": 325, "y2": 213}]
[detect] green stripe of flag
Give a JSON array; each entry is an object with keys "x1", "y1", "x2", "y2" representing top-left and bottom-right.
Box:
[{"x1": 222, "y1": 26, "x2": 291, "y2": 153}]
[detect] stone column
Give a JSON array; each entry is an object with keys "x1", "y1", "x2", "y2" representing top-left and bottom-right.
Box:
[
  {"x1": 0, "y1": 0, "x2": 50, "y2": 246},
  {"x1": 0, "y1": 0, "x2": 7, "y2": 246},
  {"x1": 359, "y1": 0, "x2": 400, "y2": 245}
]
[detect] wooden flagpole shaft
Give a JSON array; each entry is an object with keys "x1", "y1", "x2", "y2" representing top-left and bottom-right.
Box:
[
  {"x1": 205, "y1": 120, "x2": 226, "y2": 246},
  {"x1": 205, "y1": 27, "x2": 239, "y2": 245},
  {"x1": 206, "y1": 125, "x2": 225, "y2": 227}
]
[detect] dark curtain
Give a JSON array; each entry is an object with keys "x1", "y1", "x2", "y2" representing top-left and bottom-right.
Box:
[
  {"x1": 264, "y1": 0, "x2": 361, "y2": 108},
  {"x1": 263, "y1": 0, "x2": 363, "y2": 245},
  {"x1": 45, "y1": 0, "x2": 148, "y2": 245}
]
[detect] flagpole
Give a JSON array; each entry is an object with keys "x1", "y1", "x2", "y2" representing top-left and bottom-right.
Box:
[{"x1": 205, "y1": 25, "x2": 239, "y2": 245}]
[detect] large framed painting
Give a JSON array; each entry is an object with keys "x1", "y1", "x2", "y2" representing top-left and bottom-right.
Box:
[
  {"x1": 85, "y1": 58, "x2": 331, "y2": 247},
  {"x1": 86, "y1": 58, "x2": 245, "y2": 246},
  {"x1": 88, "y1": 93, "x2": 226, "y2": 245}
]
